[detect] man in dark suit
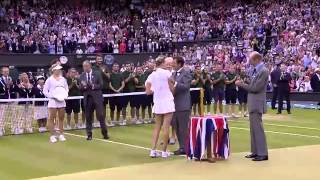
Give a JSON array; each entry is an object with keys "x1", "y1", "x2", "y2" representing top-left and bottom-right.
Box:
[
  {"x1": 236, "y1": 51, "x2": 269, "y2": 161},
  {"x1": 80, "y1": 61, "x2": 109, "y2": 140},
  {"x1": 311, "y1": 68, "x2": 320, "y2": 92},
  {"x1": 170, "y1": 56, "x2": 192, "y2": 155},
  {"x1": 277, "y1": 64, "x2": 292, "y2": 114},
  {"x1": 270, "y1": 61, "x2": 281, "y2": 109},
  {"x1": 311, "y1": 68, "x2": 320, "y2": 106},
  {"x1": 0, "y1": 66, "x2": 18, "y2": 136}
]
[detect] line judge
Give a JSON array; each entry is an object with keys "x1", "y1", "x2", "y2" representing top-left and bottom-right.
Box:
[{"x1": 235, "y1": 51, "x2": 268, "y2": 161}]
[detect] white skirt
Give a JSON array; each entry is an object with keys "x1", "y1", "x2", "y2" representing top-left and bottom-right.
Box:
[
  {"x1": 152, "y1": 99, "x2": 175, "y2": 114},
  {"x1": 48, "y1": 98, "x2": 66, "y2": 108}
]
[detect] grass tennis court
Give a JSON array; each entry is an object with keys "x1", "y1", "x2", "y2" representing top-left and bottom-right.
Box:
[{"x1": 0, "y1": 108, "x2": 320, "y2": 180}]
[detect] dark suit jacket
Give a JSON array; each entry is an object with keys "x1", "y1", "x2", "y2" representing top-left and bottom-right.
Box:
[
  {"x1": 0, "y1": 76, "x2": 17, "y2": 99},
  {"x1": 79, "y1": 70, "x2": 104, "y2": 105},
  {"x1": 173, "y1": 67, "x2": 192, "y2": 112},
  {"x1": 270, "y1": 67, "x2": 281, "y2": 87},
  {"x1": 277, "y1": 72, "x2": 292, "y2": 92},
  {"x1": 311, "y1": 73, "x2": 320, "y2": 92}
]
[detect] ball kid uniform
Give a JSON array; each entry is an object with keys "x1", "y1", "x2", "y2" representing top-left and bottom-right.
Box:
[
  {"x1": 190, "y1": 73, "x2": 203, "y2": 105},
  {"x1": 202, "y1": 73, "x2": 212, "y2": 105},
  {"x1": 65, "y1": 77, "x2": 81, "y2": 114},
  {"x1": 109, "y1": 72, "x2": 125, "y2": 111},
  {"x1": 211, "y1": 71, "x2": 225, "y2": 102},
  {"x1": 135, "y1": 72, "x2": 148, "y2": 109},
  {"x1": 237, "y1": 72, "x2": 248, "y2": 104},
  {"x1": 225, "y1": 71, "x2": 237, "y2": 104},
  {"x1": 122, "y1": 71, "x2": 136, "y2": 108}
]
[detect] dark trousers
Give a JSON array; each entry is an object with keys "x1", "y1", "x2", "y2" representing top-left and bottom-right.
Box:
[
  {"x1": 271, "y1": 87, "x2": 278, "y2": 109},
  {"x1": 278, "y1": 90, "x2": 291, "y2": 113},
  {"x1": 172, "y1": 110, "x2": 191, "y2": 151},
  {"x1": 85, "y1": 95, "x2": 108, "y2": 137}
]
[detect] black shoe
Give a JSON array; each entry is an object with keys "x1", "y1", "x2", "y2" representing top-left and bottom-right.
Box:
[
  {"x1": 252, "y1": 155, "x2": 268, "y2": 161},
  {"x1": 276, "y1": 112, "x2": 281, "y2": 114},
  {"x1": 86, "y1": 136, "x2": 92, "y2": 141},
  {"x1": 174, "y1": 149, "x2": 186, "y2": 155},
  {"x1": 245, "y1": 154, "x2": 258, "y2": 158},
  {"x1": 271, "y1": 107, "x2": 276, "y2": 110},
  {"x1": 287, "y1": 111, "x2": 291, "y2": 114},
  {"x1": 103, "y1": 135, "x2": 109, "y2": 140}
]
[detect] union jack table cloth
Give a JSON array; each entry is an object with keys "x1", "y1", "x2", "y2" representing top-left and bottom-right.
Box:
[{"x1": 186, "y1": 116, "x2": 230, "y2": 160}]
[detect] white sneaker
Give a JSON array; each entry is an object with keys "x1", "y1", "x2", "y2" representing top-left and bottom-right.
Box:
[
  {"x1": 0, "y1": 130, "x2": 3, "y2": 136},
  {"x1": 64, "y1": 125, "x2": 71, "y2": 130},
  {"x1": 107, "y1": 122, "x2": 115, "y2": 127},
  {"x1": 232, "y1": 114, "x2": 239, "y2": 118},
  {"x1": 58, "y1": 134, "x2": 66, "y2": 142},
  {"x1": 18, "y1": 128, "x2": 24, "y2": 134},
  {"x1": 120, "y1": 121, "x2": 126, "y2": 126},
  {"x1": 169, "y1": 138, "x2": 176, "y2": 145},
  {"x1": 149, "y1": 150, "x2": 161, "y2": 158},
  {"x1": 94, "y1": 122, "x2": 100, "y2": 128},
  {"x1": 161, "y1": 151, "x2": 171, "y2": 158},
  {"x1": 135, "y1": 120, "x2": 143, "y2": 125},
  {"x1": 26, "y1": 128, "x2": 33, "y2": 133},
  {"x1": 50, "y1": 136, "x2": 58, "y2": 143}
]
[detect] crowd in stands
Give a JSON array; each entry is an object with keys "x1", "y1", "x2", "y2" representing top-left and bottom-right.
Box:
[
  {"x1": 0, "y1": 0, "x2": 319, "y2": 56},
  {"x1": 0, "y1": 0, "x2": 319, "y2": 101}
]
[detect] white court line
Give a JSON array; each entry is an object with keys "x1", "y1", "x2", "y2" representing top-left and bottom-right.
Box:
[
  {"x1": 230, "y1": 127, "x2": 320, "y2": 139},
  {"x1": 66, "y1": 125, "x2": 320, "y2": 155},
  {"x1": 64, "y1": 132, "x2": 184, "y2": 157},
  {"x1": 64, "y1": 132, "x2": 151, "y2": 151},
  {"x1": 228, "y1": 120, "x2": 320, "y2": 131}
]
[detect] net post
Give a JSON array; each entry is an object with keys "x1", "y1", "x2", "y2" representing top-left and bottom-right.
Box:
[{"x1": 200, "y1": 88, "x2": 204, "y2": 116}]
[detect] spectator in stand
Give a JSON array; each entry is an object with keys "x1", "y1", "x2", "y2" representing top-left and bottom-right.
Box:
[
  {"x1": 296, "y1": 76, "x2": 313, "y2": 92},
  {"x1": 311, "y1": 68, "x2": 320, "y2": 92}
]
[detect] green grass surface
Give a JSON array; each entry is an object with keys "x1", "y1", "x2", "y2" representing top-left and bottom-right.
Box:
[{"x1": 0, "y1": 109, "x2": 319, "y2": 180}]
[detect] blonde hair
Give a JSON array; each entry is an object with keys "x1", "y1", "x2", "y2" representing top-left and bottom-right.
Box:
[
  {"x1": 19, "y1": 72, "x2": 29, "y2": 83},
  {"x1": 155, "y1": 55, "x2": 166, "y2": 67}
]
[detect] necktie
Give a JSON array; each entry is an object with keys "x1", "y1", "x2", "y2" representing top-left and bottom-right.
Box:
[
  {"x1": 252, "y1": 68, "x2": 256, "y2": 76},
  {"x1": 87, "y1": 73, "x2": 91, "y2": 83}
]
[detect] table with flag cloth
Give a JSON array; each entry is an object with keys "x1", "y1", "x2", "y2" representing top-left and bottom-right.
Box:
[{"x1": 186, "y1": 115, "x2": 230, "y2": 160}]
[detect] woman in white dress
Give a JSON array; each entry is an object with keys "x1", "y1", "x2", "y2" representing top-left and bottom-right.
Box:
[
  {"x1": 145, "y1": 56, "x2": 175, "y2": 158},
  {"x1": 43, "y1": 64, "x2": 69, "y2": 143}
]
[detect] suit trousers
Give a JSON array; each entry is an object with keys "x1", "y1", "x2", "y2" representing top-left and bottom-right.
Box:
[
  {"x1": 172, "y1": 110, "x2": 191, "y2": 151},
  {"x1": 85, "y1": 95, "x2": 108, "y2": 137},
  {"x1": 271, "y1": 87, "x2": 278, "y2": 109},
  {"x1": 278, "y1": 90, "x2": 291, "y2": 113},
  {"x1": 249, "y1": 112, "x2": 268, "y2": 156}
]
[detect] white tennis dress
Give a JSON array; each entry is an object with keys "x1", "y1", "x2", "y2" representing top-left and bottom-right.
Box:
[
  {"x1": 43, "y1": 76, "x2": 69, "y2": 108},
  {"x1": 146, "y1": 68, "x2": 175, "y2": 114}
]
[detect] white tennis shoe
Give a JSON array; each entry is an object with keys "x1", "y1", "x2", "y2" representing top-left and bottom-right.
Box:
[
  {"x1": 50, "y1": 136, "x2": 57, "y2": 143},
  {"x1": 58, "y1": 134, "x2": 66, "y2": 142},
  {"x1": 149, "y1": 150, "x2": 161, "y2": 158},
  {"x1": 161, "y1": 151, "x2": 171, "y2": 158}
]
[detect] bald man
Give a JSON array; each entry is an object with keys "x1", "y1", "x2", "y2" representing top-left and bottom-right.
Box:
[
  {"x1": 235, "y1": 52, "x2": 268, "y2": 161},
  {"x1": 80, "y1": 61, "x2": 109, "y2": 140}
]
